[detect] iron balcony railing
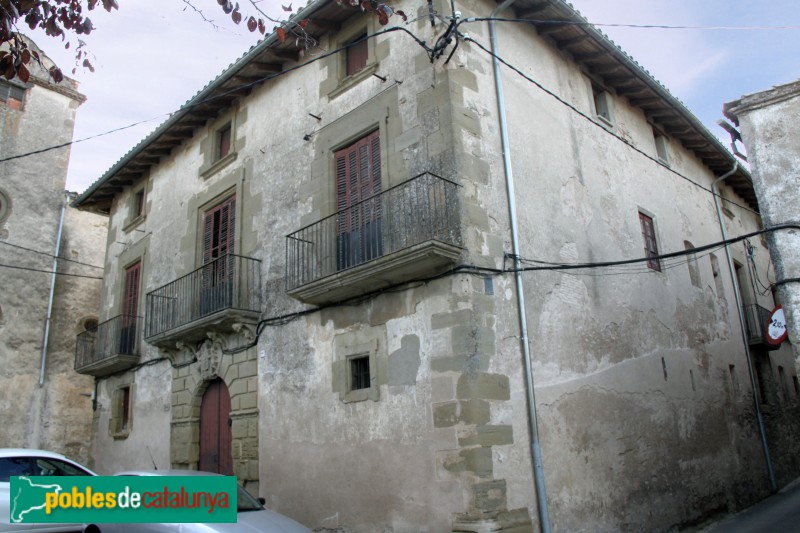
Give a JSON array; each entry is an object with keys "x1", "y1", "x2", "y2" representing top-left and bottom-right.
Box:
[
  {"x1": 286, "y1": 172, "x2": 460, "y2": 290},
  {"x1": 743, "y1": 303, "x2": 773, "y2": 344},
  {"x1": 145, "y1": 254, "x2": 262, "y2": 339},
  {"x1": 74, "y1": 315, "x2": 141, "y2": 372}
]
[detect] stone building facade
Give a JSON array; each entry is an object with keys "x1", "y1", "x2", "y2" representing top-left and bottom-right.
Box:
[
  {"x1": 725, "y1": 80, "x2": 800, "y2": 358},
  {"x1": 74, "y1": 0, "x2": 799, "y2": 530},
  {"x1": 0, "y1": 36, "x2": 107, "y2": 465}
]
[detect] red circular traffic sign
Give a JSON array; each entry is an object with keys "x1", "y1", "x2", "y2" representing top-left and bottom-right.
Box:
[{"x1": 766, "y1": 306, "x2": 788, "y2": 346}]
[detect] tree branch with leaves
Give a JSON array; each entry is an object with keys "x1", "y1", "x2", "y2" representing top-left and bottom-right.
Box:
[
  {"x1": 0, "y1": 0, "x2": 117, "y2": 82},
  {"x1": 1, "y1": 0, "x2": 409, "y2": 84}
]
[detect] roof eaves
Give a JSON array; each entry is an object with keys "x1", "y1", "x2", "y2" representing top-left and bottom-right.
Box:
[
  {"x1": 549, "y1": 1, "x2": 753, "y2": 188},
  {"x1": 73, "y1": 0, "x2": 328, "y2": 209}
]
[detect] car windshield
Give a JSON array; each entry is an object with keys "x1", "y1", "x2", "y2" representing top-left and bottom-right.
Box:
[{"x1": 237, "y1": 484, "x2": 264, "y2": 512}]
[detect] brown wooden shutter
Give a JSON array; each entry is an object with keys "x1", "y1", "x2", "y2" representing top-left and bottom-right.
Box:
[
  {"x1": 203, "y1": 195, "x2": 236, "y2": 264},
  {"x1": 123, "y1": 262, "x2": 141, "y2": 318},
  {"x1": 334, "y1": 130, "x2": 381, "y2": 223},
  {"x1": 346, "y1": 35, "x2": 368, "y2": 76},
  {"x1": 639, "y1": 212, "x2": 661, "y2": 271},
  {"x1": 218, "y1": 126, "x2": 232, "y2": 160}
]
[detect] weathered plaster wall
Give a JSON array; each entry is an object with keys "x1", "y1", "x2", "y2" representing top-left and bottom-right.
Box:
[
  {"x1": 0, "y1": 57, "x2": 106, "y2": 464},
  {"x1": 39, "y1": 204, "x2": 107, "y2": 465},
  {"x1": 90, "y1": 360, "x2": 172, "y2": 473},
  {"x1": 726, "y1": 81, "x2": 800, "y2": 356},
  {"x1": 458, "y1": 5, "x2": 799, "y2": 531},
  {"x1": 88, "y1": 1, "x2": 800, "y2": 532}
]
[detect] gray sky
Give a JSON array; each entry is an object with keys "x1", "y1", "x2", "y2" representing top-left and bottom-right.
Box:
[{"x1": 24, "y1": 0, "x2": 800, "y2": 193}]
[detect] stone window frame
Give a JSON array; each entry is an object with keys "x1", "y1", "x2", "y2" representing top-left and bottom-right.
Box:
[
  {"x1": 110, "y1": 382, "x2": 135, "y2": 439},
  {"x1": 200, "y1": 110, "x2": 240, "y2": 179},
  {"x1": 195, "y1": 185, "x2": 241, "y2": 269},
  {"x1": 325, "y1": 15, "x2": 380, "y2": 100},
  {"x1": 123, "y1": 181, "x2": 148, "y2": 232},
  {"x1": 304, "y1": 87, "x2": 399, "y2": 230},
  {"x1": 343, "y1": 346, "x2": 378, "y2": 403},
  {"x1": 333, "y1": 332, "x2": 385, "y2": 403},
  {"x1": 111, "y1": 232, "x2": 150, "y2": 319},
  {"x1": 0, "y1": 188, "x2": 11, "y2": 226}
]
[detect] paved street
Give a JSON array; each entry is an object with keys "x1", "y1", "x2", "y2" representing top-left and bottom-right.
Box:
[{"x1": 701, "y1": 481, "x2": 800, "y2": 532}]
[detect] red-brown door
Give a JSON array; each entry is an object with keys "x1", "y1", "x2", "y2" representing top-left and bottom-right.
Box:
[
  {"x1": 335, "y1": 130, "x2": 383, "y2": 269},
  {"x1": 203, "y1": 195, "x2": 236, "y2": 265},
  {"x1": 199, "y1": 379, "x2": 233, "y2": 475},
  {"x1": 201, "y1": 196, "x2": 236, "y2": 315},
  {"x1": 120, "y1": 262, "x2": 141, "y2": 354}
]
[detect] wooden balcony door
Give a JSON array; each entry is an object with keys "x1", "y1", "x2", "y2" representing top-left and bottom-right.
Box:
[
  {"x1": 199, "y1": 378, "x2": 233, "y2": 475},
  {"x1": 201, "y1": 195, "x2": 236, "y2": 316},
  {"x1": 120, "y1": 261, "x2": 140, "y2": 355},
  {"x1": 335, "y1": 130, "x2": 383, "y2": 270}
]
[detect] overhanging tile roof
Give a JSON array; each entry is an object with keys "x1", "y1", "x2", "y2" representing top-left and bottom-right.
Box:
[{"x1": 74, "y1": 0, "x2": 756, "y2": 213}]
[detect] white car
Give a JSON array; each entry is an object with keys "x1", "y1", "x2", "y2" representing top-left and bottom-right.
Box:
[
  {"x1": 82, "y1": 470, "x2": 310, "y2": 533},
  {"x1": 0, "y1": 448, "x2": 96, "y2": 533}
]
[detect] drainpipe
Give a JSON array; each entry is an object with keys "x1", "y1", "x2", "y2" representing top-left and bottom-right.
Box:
[
  {"x1": 39, "y1": 193, "x2": 68, "y2": 386},
  {"x1": 712, "y1": 162, "x2": 777, "y2": 493},
  {"x1": 489, "y1": 2, "x2": 552, "y2": 531}
]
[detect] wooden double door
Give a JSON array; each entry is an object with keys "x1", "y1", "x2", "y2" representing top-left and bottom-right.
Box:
[{"x1": 199, "y1": 378, "x2": 233, "y2": 475}]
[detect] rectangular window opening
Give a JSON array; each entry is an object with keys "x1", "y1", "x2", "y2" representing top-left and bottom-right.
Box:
[
  {"x1": 134, "y1": 190, "x2": 145, "y2": 218},
  {"x1": 639, "y1": 212, "x2": 661, "y2": 271},
  {"x1": 654, "y1": 131, "x2": 669, "y2": 163},
  {"x1": 217, "y1": 124, "x2": 232, "y2": 160},
  {"x1": 684, "y1": 241, "x2": 701, "y2": 288},
  {"x1": 346, "y1": 33, "x2": 368, "y2": 76},
  {"x1": 711, "y1": 254, "x2": 724, "y2": 296},
  {"x1": 121, "y1": 262, "x2": 141, "y2": 355},
  {"x1": 734, "y1": 260, "x2": 754, "y2": 308},
  {"x1": 203, "y1": 195, "x2": 236, "y2": 264},
  {"x1": 729, "y1": 365, "x2": 739, "y2": 394},
  {"x1": 350, "y1": 356, "x2": 371, "y2": 391},
  {"x1": 120, "y1": 386, "x2": 131, "y2": 431},
  {"x1": 334, "y1": 130, "x2": 383, "y2": 271},
  {"x1": 592, "y1": 83, "x2": 611, "y2": 122},
  {"x1": 0, "y1": 80, "x2": 25, "y2": 110}
]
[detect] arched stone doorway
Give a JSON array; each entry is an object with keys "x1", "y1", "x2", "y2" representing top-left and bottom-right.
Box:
[
  {"x1": 199, "y1": 377, "x2": 233, "y2": 475},
  {"x1": 168, "y1": 335, "x2": 260, "y2": 494}
]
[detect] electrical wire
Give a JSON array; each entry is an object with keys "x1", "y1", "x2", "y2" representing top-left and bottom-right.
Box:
[
  {"x1": 462, "y1": 17, "x2": 800, "y2": 32},
  {"x1": 745, "y1": 238, "x2": 778, "y2": 296},
  {"x1": 0, "y1": 117, "x2": 165, "y2": 163},
  {"x1": 0, "y1": 26, "x2": 432, "y2": 165},
  {"x1": 6, "y1": 15, "x2": 788, "y2": 169},
  {"x1": 0, "y1": 240, "x2": 105, "y2": 269},
  {"x1": 94, "y1": 222, "x2": 800, "y2": 378},
  {"x1": 239, "y1": 224, "x2": 800, "y2": 355},
  {"x1": 459, "y1": 30, "x2": 760, "y2": 217},
  {"x1": 520, "y1": 243, "x2": 730, "y2": 279},
  {"x1": 513, "y1": 223, "x2": 800, "y2": 273},
  {"x1": 0, "y1": 262, "x2": 103, "y2": 279}
]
